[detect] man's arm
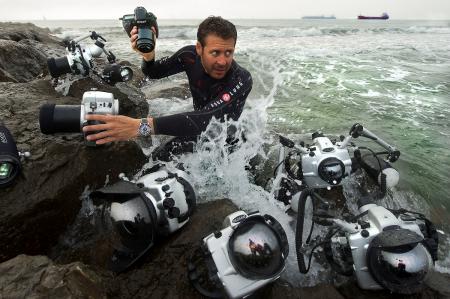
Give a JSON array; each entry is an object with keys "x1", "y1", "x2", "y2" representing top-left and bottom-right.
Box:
[
  {"x1": 82, "y1": 71, "x2": 251, "y2": 143},
  {"x1": 153, "y1": 70, "x2": 253, "y2": 136},
  {"x1": 141, "y1": 46, "x2": 195, "y2": 79},
  {"x1": 83, "y1": 68, "x2": 252, "y2": 143}
]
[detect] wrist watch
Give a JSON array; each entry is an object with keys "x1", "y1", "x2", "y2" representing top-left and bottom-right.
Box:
[{"x1": 138, "y1": 118, "x2": 152, "y2": 137}]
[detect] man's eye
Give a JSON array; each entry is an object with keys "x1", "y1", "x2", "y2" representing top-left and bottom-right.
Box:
[
  {"x1": 225, "y1": 51, "x2": 233, "y2": 57},
  {"x1": 211, "y1": 51, "x2": 219, "y2": 56}
]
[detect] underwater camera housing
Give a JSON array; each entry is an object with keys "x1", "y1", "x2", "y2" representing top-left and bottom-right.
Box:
[
  {"x1": 47, "y1": 31, "x2": 132, "y2": 85},
  {"x1": 295, "y1": 189, "x2": 439, "y2": 294},
  {"x1": 189, "y1": 211, "x2": 289, "y2": 299},
  {"x1": 274, "y1": 123, "x2": 400, "y2": 208},
  {"x1": 90, "y1": 165, "x2": 196, "y2": 272},
  {"x1": 327, "y1": 203, "x2": 438, "y2": 293},
  {"x1": 121, "y1": 7, "x2": 159, "y2": 53},
  {"x1": 39, "y1": 91, "x2": 119, "y2": 146}
]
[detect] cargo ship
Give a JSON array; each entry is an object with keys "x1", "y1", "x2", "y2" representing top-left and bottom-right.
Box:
[{"x1": 358, "y1": 13, "x2": 389, "y2": 20}]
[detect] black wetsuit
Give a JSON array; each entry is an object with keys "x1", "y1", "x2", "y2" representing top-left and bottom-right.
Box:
[{"x1": 141, "y1": 45, "x2": 253, "y2": 137}]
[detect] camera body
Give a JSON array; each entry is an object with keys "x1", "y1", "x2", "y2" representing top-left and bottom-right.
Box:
[
  {"x1": 329, "y1": 204, "x2": 437, "y2": 293},
  {"x1": 301, "y1": 135, "x2": 352, "y2": 188},
  {"x1": 121, "y1": 7, "x2": 159, "y2": 53},
  {"x1": 198, "y1": 211, "x2": 288, "y2": 299},
  {"x1": 80, "y1": 90, "x2": 119, "y2": 122},
  {"x1": 39, "y1": 91, "x2": 119, "y2": 146}
]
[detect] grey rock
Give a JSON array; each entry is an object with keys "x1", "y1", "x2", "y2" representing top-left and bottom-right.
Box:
[
  {"x1": 0, "y1": 22, "x2": 65, "y2": 83},
  {"x1": 0, "y1": 22, "x2": 62, "y2": 45},
  {"x1": 0, "y1": 254, "x2": 110, "y2": 299}
]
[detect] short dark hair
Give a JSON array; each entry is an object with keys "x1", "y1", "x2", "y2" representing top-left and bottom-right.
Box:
[{"x1": 197, "y1": 16, "x2": 237, "y2": 47}]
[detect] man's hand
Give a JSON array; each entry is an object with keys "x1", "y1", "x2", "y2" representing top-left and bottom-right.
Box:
[
  {"x1": 130, "y1": 26, "x2": 157, "y2": 62},
  {"x1": 83, "y1": 114, "x2": 140, "y2": 145}
]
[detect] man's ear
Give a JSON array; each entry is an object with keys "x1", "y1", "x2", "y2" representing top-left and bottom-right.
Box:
[{"x1": 196, "y1": 41, "x2": 203, "y2": 56}]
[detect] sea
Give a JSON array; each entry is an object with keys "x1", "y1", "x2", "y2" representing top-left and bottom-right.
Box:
[{"x1": 31, "y1": 18, "x2": 450, "y2": 286}]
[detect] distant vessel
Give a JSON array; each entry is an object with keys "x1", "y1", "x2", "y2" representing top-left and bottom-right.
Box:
[
  {"x1": 302, "y1": 15, "x2": 336, "y2": 20},
  {"x1": 358, "y1": 13, "x2": 389, "y2": 20}
]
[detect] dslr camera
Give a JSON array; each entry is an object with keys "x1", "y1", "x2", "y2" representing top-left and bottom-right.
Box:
[
  {"x1": 121, "y1": 7, "x2": 159, "y2": 53},
  {"x1": 39, "y1": 91, "x2": 119, "y2": 146}
]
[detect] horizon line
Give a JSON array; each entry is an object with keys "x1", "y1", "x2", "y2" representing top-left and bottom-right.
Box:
[{"x1": 2, "y1": 17, "x2": 450, "y2": 22}]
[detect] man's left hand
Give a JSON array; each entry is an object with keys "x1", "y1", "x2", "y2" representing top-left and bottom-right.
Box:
[{"x1": 83, "y1": 114, "x2": 140, "y2": 145}]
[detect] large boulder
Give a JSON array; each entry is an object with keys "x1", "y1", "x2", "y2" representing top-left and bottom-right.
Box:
[
  {"x1": 0, "y1": 22, "x2": 62, "y2": 44},
  {"x1": 0, "y1": 255, "x2": 110, "y2": 299},
  {"x1": 0, "y1": 22, "x2": 65, "y2": 82}
]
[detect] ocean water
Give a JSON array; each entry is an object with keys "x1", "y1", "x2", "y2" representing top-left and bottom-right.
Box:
[{"x1": 32, "y1": 19, "x2": 450, "y2": 284}]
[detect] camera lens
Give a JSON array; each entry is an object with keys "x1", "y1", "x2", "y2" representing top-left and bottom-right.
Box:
[
  {"x1": 137, "y1": 28, "x2": 154, "y2": 53},
  {"x1": 120, "y1": 67, "x2": 133, "y2": 81},
  {"x1": 0, "y1": 162, "x2": 12, "y2": 179},
  {"x1": 102, "y1": 64, "x2": 133, "y2": 85},
  {"x1": 47, "y1": 57, "x2": 72, "y2": 77},
  {"x1": 39, "y1": 104, "x2": 82, "y2": 134},
  {"x1": 0, "y1": 125, "x2": 21, "y2": 188},
  {"x1": 318, "y1": 157, "x2": 345, "y2": 185},
  {"x1": 228, "y1": 216, "x2": 287, "y2": 279}
]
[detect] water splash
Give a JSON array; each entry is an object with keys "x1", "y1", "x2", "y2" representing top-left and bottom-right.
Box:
[{"x1": 137, "y1": 53, "x2": 333, "y2": 287}]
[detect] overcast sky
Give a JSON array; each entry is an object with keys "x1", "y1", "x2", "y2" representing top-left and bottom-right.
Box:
[{"x1": 0, "y1": 0, "x2": 449, "y2": 20}]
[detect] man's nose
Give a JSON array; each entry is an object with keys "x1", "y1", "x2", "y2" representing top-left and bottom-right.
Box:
[{"x1": 216, "y1": 55, "x2": 227, "y2": 65}]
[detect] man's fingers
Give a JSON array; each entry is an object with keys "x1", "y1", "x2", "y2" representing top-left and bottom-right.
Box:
[
  {"x1": 85, "y1": 114, "x2": 111, "y2": 122},
  {"x1": 86, "y1": 130, "x2": 112, "y2": 141},
  {"x1": 95, "y1": 137, "x2": 117, "y2": 145},
  {"x1": 83, "y1": 123, "x2": 110, "y2": 132}
]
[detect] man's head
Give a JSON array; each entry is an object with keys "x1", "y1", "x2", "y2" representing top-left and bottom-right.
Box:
[{"x1": 196, "y1": 16, "x2": 237, "y2": 79}]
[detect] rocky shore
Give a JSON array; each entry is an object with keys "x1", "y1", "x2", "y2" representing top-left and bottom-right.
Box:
[{"x1": 0, "y1": 22, "x2": 449, "y2": 299}]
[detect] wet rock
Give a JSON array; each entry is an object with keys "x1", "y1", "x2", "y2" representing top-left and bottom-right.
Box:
[
  {"x1": 0, "y1": 22, "x2": 62, "y2": 45},
  {"x1": 263, "y1": 282, "x2": 345, "y2": 299},
  {"x1": 426, "y1": 270, "x2": 450, "y2": 298},
  {"x1": 0, "y1": 78, "x2": 148, "y2": 263},
  {"x1": 0, "y1": 254, "x2": 110, "y2": 299},
  {"x1": 336, "y1": 280, "x2": 444, "y2": 299},
  {"x1": 0, "y1": 22, "x2": 65, "y2": 82}
]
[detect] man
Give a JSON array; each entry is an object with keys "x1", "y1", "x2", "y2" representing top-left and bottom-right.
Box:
[{"x1": 83, "y1": 16, "x2": 252, "y2": 160}]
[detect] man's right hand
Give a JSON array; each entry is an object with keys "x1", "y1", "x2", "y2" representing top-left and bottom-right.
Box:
[{"x1": 130, "y1": 26, "x2": 156, "y2": 62}]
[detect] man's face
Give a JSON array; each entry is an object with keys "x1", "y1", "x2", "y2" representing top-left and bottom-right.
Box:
[{"x1": 196, "y1": 34, "x2": 235, "y2": 79}]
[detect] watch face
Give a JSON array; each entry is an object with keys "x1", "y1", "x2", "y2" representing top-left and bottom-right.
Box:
[{"x1": 139, "y1": 123, "x2": 151, "y2": 137}]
